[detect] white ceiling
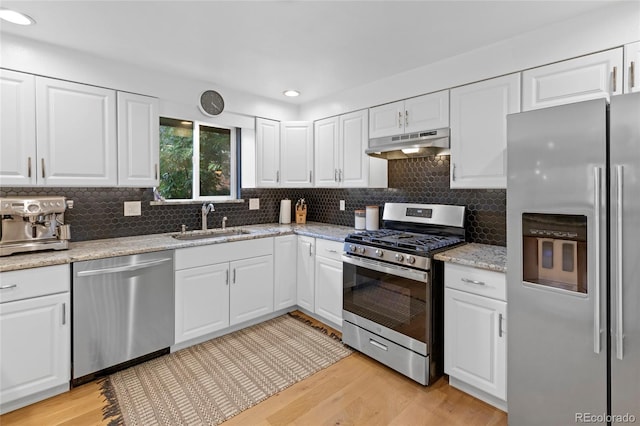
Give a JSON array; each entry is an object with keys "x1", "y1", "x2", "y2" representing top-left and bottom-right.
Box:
[{"x1": 0, "y1": 1, "x2": 617, "y2": 105}]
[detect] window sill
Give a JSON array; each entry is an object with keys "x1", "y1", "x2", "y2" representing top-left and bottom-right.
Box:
[{"x1": 150, "y1": 199, "x2": 245, "y2": 206}]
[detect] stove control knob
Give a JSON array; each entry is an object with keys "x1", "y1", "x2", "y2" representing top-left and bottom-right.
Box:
[
  {"x1": 349, "y1": 244, "x2": 357, "y2": 253},
  {"x1": 395, "y1": 254, "x2": 404, "y2": 262},
  {"x1": 375, "y1": 249, "x2": 384, "y2": 257},
  {"x1": 358, "y1": 247, "x2": 366, "y2": 254},
  {"x1": 406, "y1": 256, "x2": 416, "y2": 265}
]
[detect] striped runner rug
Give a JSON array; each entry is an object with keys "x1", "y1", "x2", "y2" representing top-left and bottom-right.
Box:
[{"x1": 101, "y1": 314, "x2": 352, "y2": 425}]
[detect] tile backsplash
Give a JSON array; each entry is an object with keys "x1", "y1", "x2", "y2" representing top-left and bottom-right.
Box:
[{"x1": 0, "y1": 155, "x2": 505, "y2": 245}]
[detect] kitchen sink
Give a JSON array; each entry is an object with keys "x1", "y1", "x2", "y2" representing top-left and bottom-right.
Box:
[{"x1": 172, "y1": 229, "x2": 251, "y2": 240}]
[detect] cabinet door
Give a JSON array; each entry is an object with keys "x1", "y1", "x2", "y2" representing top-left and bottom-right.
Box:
[
  {"x1": 36, "y1": 77, "x2": 117, "y2": 186},
  {"x1": 445, "y1": 288, "x2": 506, "y2": 400},
  {"x1": 625, "y1": 41, "x2": 640, "y2": 93},
  {"x1": 296, "y1": 236, "x2": 315, "y2": 312},
  {"x1": 117, "y1": 92, "x2": 159, "y2": 187},
  {"x1": 0, "y1": 70, "x2": 36, "y2": 186},
  {"x1": 280, "y1": 121, "x2": 313, "y2": 187},
  {"x1": 174, "y1": 263, "x2": 230, "y2": 344},
  {"x1": 230, "y1": 255, "x2": 274, "y2": 326},
  {"x1": 403, "y1": 91, "x2": 449, "y2": 133},
  {"x1": 450, "y1": 73, "x2": 520, "y2": 189},
  {"x1": 0, "y1": 293, "x2": 70, "y2": 409},
  {"x1": 256, "y1": 117, "x2": 281, "y2": 187},
  {"x1": 314, "y1": 256, "x2": 343, "y2": 327},
  {"x1": 340, "y1": 109, "x2": 369, "y2": 188},
  {"x1": 369, "y1": 100, "x2": 404, "y2": 139},
  {"x1": 274, "y1": 235, "x2": 297, "y2": 310},
  {"x1": 522, "y1": 48, "x2": 623, "y2": 111},
  {"x1": 314, "y1": 116, "x2": 340, "y2": 187}
]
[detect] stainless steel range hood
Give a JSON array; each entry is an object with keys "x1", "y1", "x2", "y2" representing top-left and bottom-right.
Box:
[{"x1": 366, "y1": 128, "x2": 450, "y2": 160}]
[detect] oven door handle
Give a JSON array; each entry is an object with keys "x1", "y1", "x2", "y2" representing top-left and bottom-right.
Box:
[{"x1": 342, "y1": 254, "x2": 428, "y2": 282}]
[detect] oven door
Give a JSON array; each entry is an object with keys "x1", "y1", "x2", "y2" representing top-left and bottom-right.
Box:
[{"x1": 342, "y1": 254, "x2": 430, "y2": 354}]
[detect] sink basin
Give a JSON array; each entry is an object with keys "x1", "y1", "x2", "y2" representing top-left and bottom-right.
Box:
[{"x1": 172, "y1": 229, "x2": 251, "y2": 240}]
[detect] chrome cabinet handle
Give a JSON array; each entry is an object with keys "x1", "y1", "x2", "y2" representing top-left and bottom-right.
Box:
[
  {"x1": 27, "y1": 157, "x2": 32, "y2": 178},
  {"x1": 339, "y1": 169, "x2": 343, "y2": 182},
  {"x1": 276, "y1": 170, "x2": 280, "y2": 183},
  {"x1": 41, "y1": 158, "x2": 46, "y2": 178},
  {"x1": 615, "y1": 165, "x2": 624, "y2": 360},
  {"x1": 498, "y1": 313, "x2": 504, "y2": 337},
  {"x1": 405, "y1": 110, "x2": 409, "y2": 126},
  {"x1": 334, "y1": 169, "x2": 338, "y2": 182},
  {"x1": 461, "y1": 277, "x2": 485, "y2": 286},
  {"x1": 326, "y1": 249, "x2": 338, "y2": 253},
  {"x1": 452, "y1": 163, "x2": 456, "y2": 181},
  {"x1": 631, "y1": 61, "x2": 636, "y2": 89},
  {"x1": 593, "y1": 166, "x2": 602, "y2": 354},
  {"x1": 369, "y1": 338, "x2": 388, "y2": 351},
  {"x1": 309, "y1": 170, "x2": 312, "y2": 183},
  {"x1": 62, "y1": 303, "x2": 66, "y2": 325},
  {"x1": 0, "y1": 284, "x2": 17, "y2": 290},
  {"x1": 612, "y1": 66, "x2": 618, "y2": 92},
  {"x1": 309, "y1": 243, "x2": 313, "y2": 257},
  {"x1": 398, "y1": 111, "x2": 402, "y2": 128},
  {"x1": 226, "y1": 269, "x2": 229, "y2": 285}
]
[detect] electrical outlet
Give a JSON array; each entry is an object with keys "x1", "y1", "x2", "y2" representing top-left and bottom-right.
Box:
[
  {"x1": 249, "y1": 198, "x2": 260, "y2": 210},
  {"x1": 124, "y1": 201, "x2": 141, "y2": 216},
  {"x1": 339, "y1": 200, "x2": 345, "y2": 211}
]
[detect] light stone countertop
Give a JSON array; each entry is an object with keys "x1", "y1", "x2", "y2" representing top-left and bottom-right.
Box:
[
  {"x1": 434, "y1": 243, "x2": 507, "y2": 273},
  {"x1": 0, "y1": 222, "x2": 355, "y2": 272}
]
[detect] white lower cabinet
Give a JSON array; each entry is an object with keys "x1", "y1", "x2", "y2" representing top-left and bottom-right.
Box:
[
  {"x1": 314, "y1": 239, "x2": 343, "y2": 327},
  {"x1": 444, "y1": 263, "x2": 507, "y2": 411},
  {"x1": 174, "y1": 238, "x2": 274, "y2": 345},
  {"x1": 274, "y1": 235, "x2": 297, "y2": 310},
  {"x1": 229, "y1": 255, "x2": 274, "y2": 326},
  {"x1": 0, "y1": 265, "x2": 70, "y2": 414},
  {"x1": 296, "y1": 236, "x2": 316, "y2": 312}
]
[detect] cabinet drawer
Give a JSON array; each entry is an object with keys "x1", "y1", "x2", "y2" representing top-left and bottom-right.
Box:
[
  {"x1": 315, "y1": 238, "x2": 343, "y2": 261},
  {"x1": 445, "y1": 263, "x2": 505, "y2": 301},
  {"x1": 0, "y1": 264, "x2": 70, "y2": 303}
]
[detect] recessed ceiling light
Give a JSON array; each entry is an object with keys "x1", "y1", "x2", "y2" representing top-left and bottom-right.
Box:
[
  {"x1": 0, "y1": 8, "x2": 36, "y2": 25},
  {"x1": 283, "y1": 90, "x2": 300, "y2": 97}
]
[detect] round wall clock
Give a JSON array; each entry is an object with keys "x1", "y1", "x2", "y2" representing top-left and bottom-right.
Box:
[{"x1": 199, "y1": 90, "x2": 225, "y2": 116}]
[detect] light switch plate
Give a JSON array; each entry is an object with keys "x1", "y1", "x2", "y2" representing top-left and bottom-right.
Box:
[
  {"x1": 340, "y1": 200, "x2": 345, "y2": 211},
  {"x1": 124, "y1": 201, "x2": 142, "y2": 216},
  {"x1": 249, "y1": 198, "x2": 260, "y2": 210}
]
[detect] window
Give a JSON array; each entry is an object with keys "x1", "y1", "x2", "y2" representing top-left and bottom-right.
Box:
[{"x1": 158, "y1": 117, "x2": 237, "y2": 200}]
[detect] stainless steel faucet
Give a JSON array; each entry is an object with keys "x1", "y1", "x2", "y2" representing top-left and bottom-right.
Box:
[{"x1": 201, "y1": 203, "x2": 215, "y2": 231}]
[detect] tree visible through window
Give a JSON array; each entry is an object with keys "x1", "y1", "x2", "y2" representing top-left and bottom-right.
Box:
[{"x1": 158, "y1": 117, "x2": 236, "y2": 200}]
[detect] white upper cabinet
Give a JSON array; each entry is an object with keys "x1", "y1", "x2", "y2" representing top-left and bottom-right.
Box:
[
  {"x1": 36, "y1": 77, "x2": 118, "y2": 186},
  {"x1": 256, "y1": 118, "x2": 313, "y2": 188},
  {"x1": 313, "y1": 116, "x2": 340, "y2": 187},
  {"x1": 450, "y1": 73, "x2": 520, "y2": 189},
  {"x1": 256, "y1": 117, "x2": 281, "y2": 187},
  {"x1": 117, "y1": 92, "x2": 159, "y2": 187},
  {"x1": 522, "y1": 48, "x2": 623, "y2": 111},
  {"x1": 314, "y1": 110, "x2": 387, "y2": 188},
  {"x1": 625, "y1": 41, "x2": 640, "y2": 93},
  {"x1": 369, "y1": 91, "x2": 449, "y2": 139},
  {"x1": 280, "y1": 121, "x2": 313, "y2": 187},
  {"x1": 0, "y1": 70, "x2": 36, "y2": 186}
]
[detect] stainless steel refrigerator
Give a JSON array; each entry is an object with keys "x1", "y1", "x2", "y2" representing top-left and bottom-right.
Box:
[{"x1": 506, "y1": 92, "x2": 640, "y2": 425}]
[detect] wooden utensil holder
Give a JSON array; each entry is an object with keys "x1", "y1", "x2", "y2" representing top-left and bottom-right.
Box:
[{"x1": 295, "y1": 205, "x2": 307, "y2": 224}]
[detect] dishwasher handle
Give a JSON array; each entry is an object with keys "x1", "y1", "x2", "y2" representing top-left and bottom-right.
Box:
[{"x1": 76, "y1": 258, "x2": 173, "y2": 277}]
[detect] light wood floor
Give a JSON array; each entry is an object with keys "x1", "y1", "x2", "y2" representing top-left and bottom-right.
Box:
[{"x1": 1, "y1": 315, "x2": 507, "y2": 426}]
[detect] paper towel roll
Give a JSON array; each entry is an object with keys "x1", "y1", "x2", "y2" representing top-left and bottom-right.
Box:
[
  {"x1": 279, "y1": 199, "x2": 291, "y2": 224},
  {"x1": 365, "y1": 205, "x2": 379, "y2": 230}
]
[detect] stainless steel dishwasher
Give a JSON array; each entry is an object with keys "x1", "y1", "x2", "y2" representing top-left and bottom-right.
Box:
[{"x1": 72, "y1": 250, "x2": 174, "y2": 384}]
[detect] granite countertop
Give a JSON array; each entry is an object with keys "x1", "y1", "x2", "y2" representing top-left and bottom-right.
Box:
[
  {"x1": 434, "y1": 243, "x2": 507, "y2": 273},
  {"x1": 0, "y1": 222, "x2": 354, "y2": 272}
]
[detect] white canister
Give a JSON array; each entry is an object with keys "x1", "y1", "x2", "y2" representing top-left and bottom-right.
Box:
[
  {"x1": 365, "y1": 205, "x2": 379, "y2": 230},
  {"x1": 354, "y1": 210, "x2": 366, "y2": 230}
]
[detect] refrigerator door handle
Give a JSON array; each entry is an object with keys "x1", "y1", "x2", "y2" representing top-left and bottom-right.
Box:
[
  {"x1": 593, "y1": 166, "x2": 602, "y2": 354},
  {"x1": 615, "y1": 165, "x2": 624, "y2": 360}
]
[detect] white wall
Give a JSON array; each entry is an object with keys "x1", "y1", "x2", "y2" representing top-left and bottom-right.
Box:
[
  {"x1": 299, "y1": 1, "x2": 640, "y2": 121},
  {"x1": 0, "y1": 33, "x2": 299, "y2": 128}
]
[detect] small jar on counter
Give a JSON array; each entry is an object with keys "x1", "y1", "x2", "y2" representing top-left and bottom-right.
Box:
[
  {"x1": 354, "y1": 210, "x2": 366, "y2": 230},
  {"x1": 365, "y1": 205, "x2": 379, "y2": 230}
]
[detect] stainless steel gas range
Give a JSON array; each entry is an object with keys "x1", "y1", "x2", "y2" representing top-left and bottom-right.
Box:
[{"x1": 342, "y1": 203, "x2": 466, "y2": 385}]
